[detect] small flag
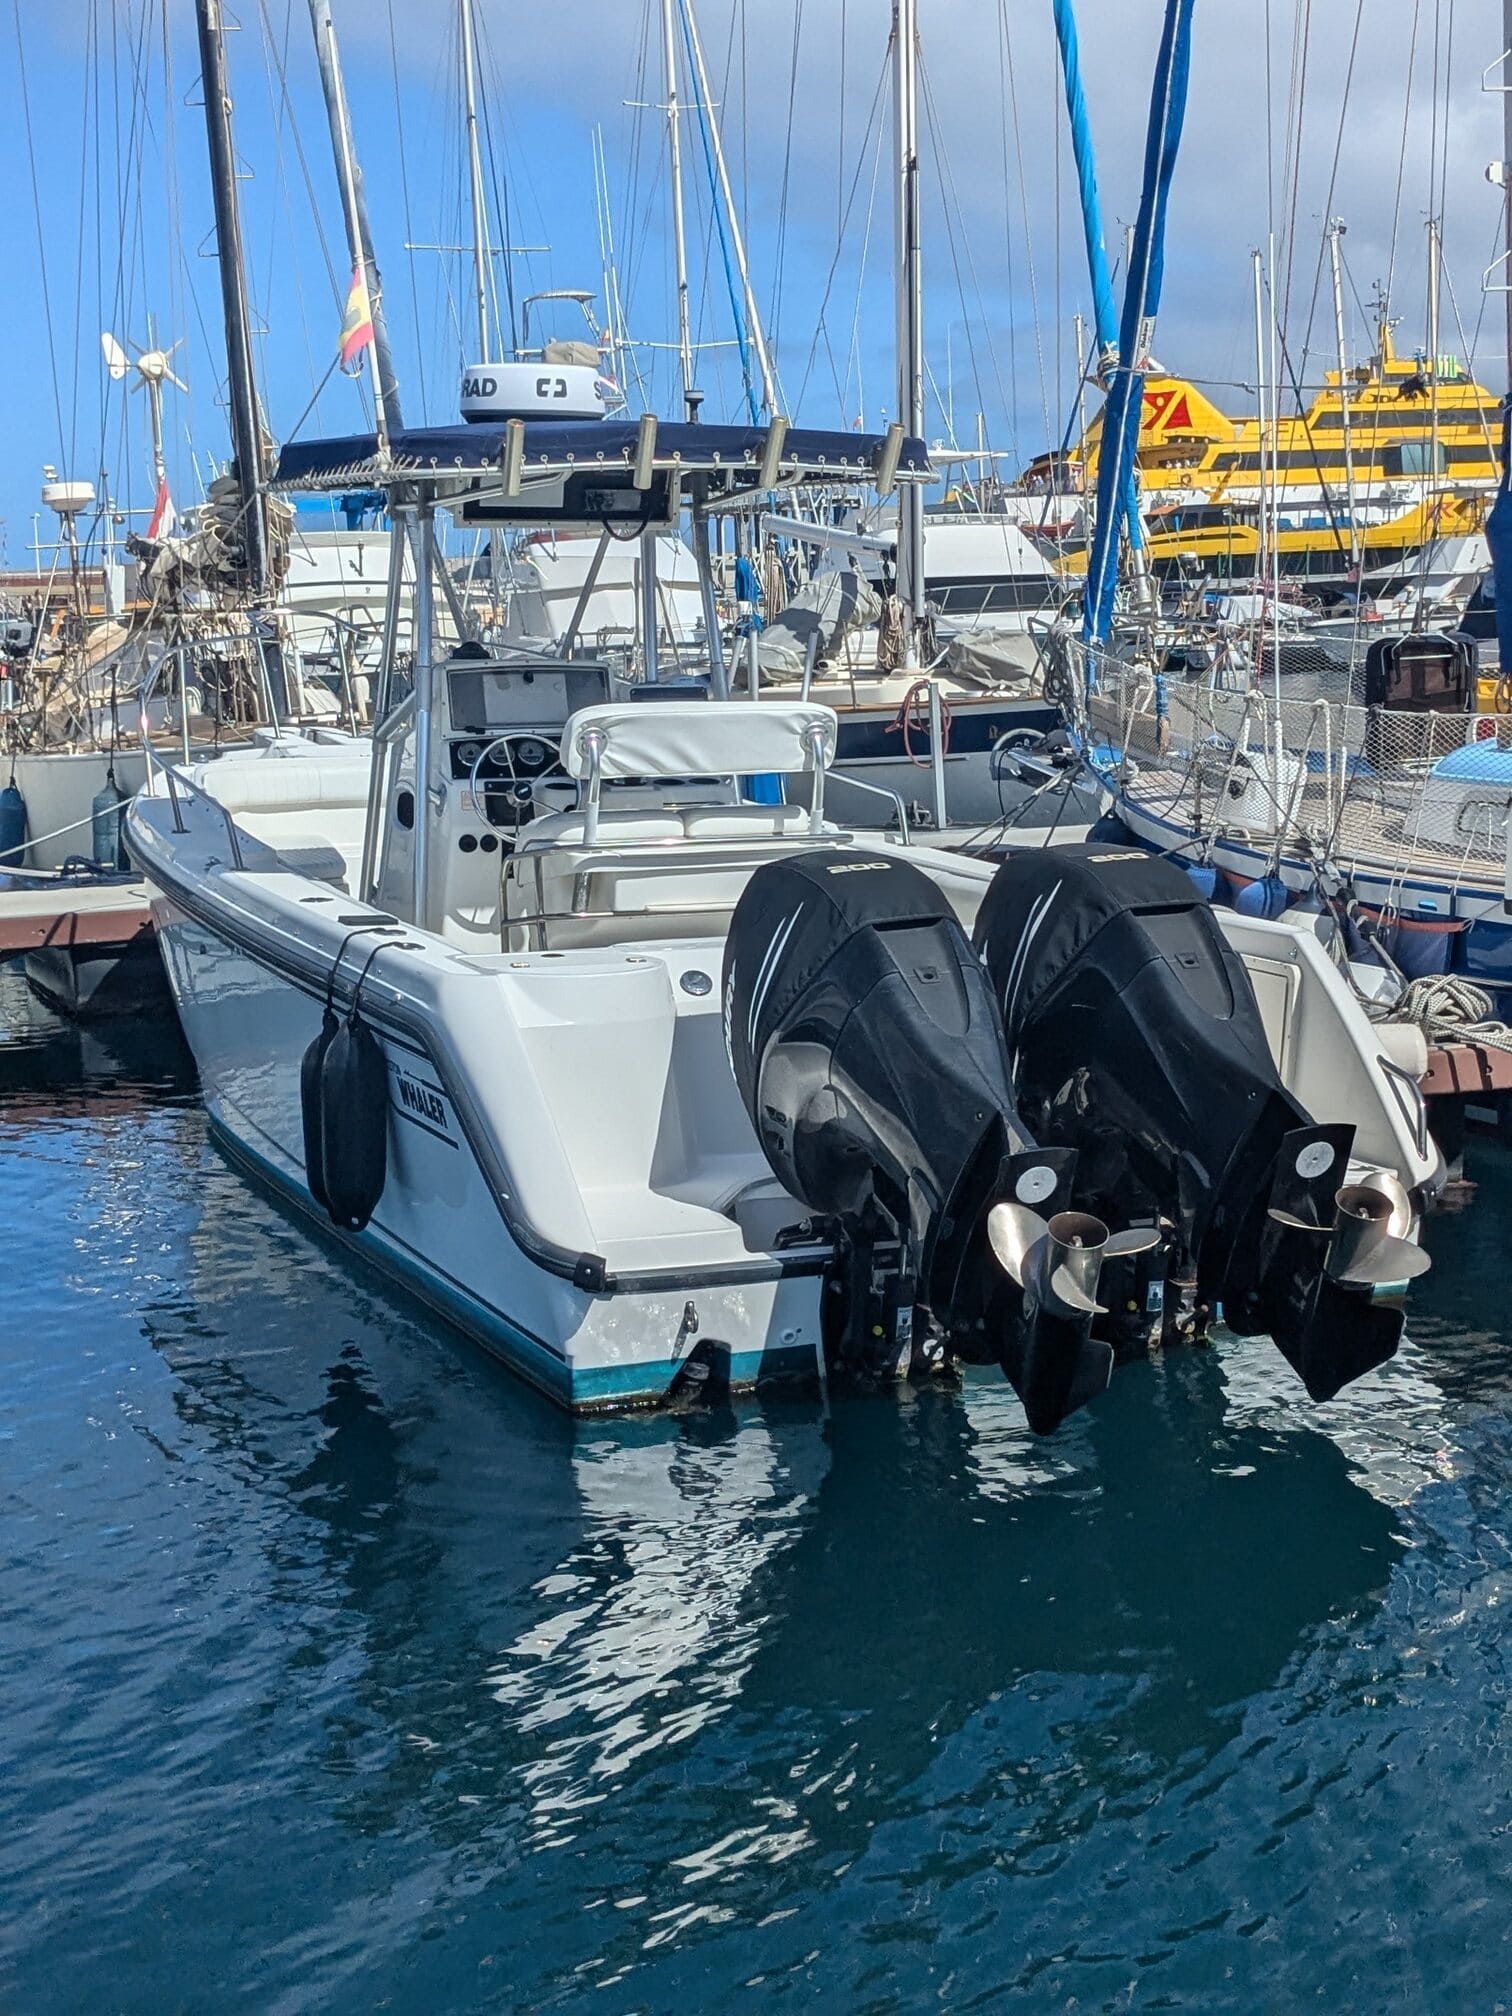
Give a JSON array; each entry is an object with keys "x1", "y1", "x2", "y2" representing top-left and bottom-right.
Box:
[
  {"x1": 339, "y1": 263, "x2": 374, "y2": 372},
  {"x1": 147, "y1": 477, "x2": 177, "y2": 541}
]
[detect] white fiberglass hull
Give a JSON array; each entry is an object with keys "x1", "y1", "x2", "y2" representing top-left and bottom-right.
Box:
[
  {"x1": 1111, "y1": 785, "x2": 1512, "y2": 993},
  {"x1": 133, "y1": 797, "x2": 823, "y2": 1412}
]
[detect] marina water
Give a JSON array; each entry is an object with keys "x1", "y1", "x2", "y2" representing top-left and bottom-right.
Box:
[{"x1": 3, "y1": 963, "x2": 1510, "y2": 2012}]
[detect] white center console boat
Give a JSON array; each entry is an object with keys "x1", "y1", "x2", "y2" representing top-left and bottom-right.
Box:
[{"x1": 126, "y1": 415, "x2": 1439, "y2": 1429}]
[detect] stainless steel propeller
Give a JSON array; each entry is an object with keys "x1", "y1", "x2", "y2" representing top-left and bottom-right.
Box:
[
  {"x1": 1269, "y1": 1181, "x2": 1430, "y2": 1290},
  {"x1": 988, "y1": 1203, "x2": 1160, "y2": 1319}
]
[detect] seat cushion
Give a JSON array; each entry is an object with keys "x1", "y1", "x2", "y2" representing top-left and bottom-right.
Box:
[
  {"x1": 518, "y1": 803, "x2": 843, "y2": 849},
  {"x1": 517, "y1": 808, "x2": 689, "y2": 850},
  {"x1": 188, "y1": 753, "x2": 372, "y2": 812},
  {"x1": 507, "y1": 806, "x2": 851, "y2": 950},
  {"x1": 681, "y1": 803, "x2": 839, "y2": 840}
]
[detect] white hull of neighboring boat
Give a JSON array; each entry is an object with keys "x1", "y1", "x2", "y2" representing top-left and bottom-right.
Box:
[
  {"x1": 499, "y1": 532, "x2": 705, "y2": 648},
  {"x1": 10, "y1": 747, "x2": 149, "y2": 870},
  {"x1": 1111, "y1": 787, "x2": 1512, "y2": 990}
]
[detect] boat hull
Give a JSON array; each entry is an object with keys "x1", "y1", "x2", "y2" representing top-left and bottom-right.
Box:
[
  {"x1": 148, "y1": 890, "x2": 823, "y2": 1412},
  {"x1": 828, "y1": 695, "x2": 1058, "y2": 826},
  {"x1": 1112, "y1": 788, "x2": 1512, "y2": 990}
]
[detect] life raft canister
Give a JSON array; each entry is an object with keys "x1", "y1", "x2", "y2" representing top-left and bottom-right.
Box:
[{"x1": 0, "y1": 779, "x2": 28, "y2": 868}]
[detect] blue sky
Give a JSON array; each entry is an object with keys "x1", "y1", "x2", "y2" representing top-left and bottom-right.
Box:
[{"x1": 3, "y1": 1, "x2": 1507, "y2": 565}]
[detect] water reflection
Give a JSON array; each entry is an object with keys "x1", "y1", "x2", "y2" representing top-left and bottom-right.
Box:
[
  {"x1": 5, "y1": 994, "x2": 1511, "y2": 2012},
  {"x1": 156, "y1": 1174, "x2": 1417, "y2": 1872},
  {"x1": 0, "y1": 959, "x2": 195, "y2": 1118}
]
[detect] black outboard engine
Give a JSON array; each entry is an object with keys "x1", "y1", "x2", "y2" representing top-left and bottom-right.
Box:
[
  {"x1": 725, "y1": 849, "x2": 1148, "y2": 1431},
  {"x1": 974, "y1": 844, "x2": 1428, "y2": 1401}
]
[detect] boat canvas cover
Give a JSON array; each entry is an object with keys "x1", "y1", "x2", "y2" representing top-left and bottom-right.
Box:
[
  {"x1": 561, "y1": 701, "x2": 837, "y2": 781},
  {"x1": 757, "y1": 572, "x2": 882, "y2": 682},
  {"x1": 974, "y1": 843, "x2": 1246, "y2": 1047},
  {"x1": 723, "y1": 851, "x2": 957, "y2": 1100},
  {"x1": 271, "y1": 421, "x2": 932, "y2": 492}
]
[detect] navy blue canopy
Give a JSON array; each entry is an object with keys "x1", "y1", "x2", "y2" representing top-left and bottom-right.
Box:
[{"x1": 272, "y1": 419, "x2": 931, "y2": 494}]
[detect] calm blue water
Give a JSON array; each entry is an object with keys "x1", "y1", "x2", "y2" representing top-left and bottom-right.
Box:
[{"x1": 3, "y1": 962, "x2": 1512, "y2": 2013}]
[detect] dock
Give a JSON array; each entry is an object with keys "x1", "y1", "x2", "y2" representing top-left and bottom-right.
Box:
[
  {"x1": 1422, "y1": 1037, "x2": 1512, "y2": 1174},
  {"x1": 0, "y1": 874, "x2": 153, "y2": 955},
  {"x1": 0, "y1": 875, "x2": 160, "y2": 1017}
]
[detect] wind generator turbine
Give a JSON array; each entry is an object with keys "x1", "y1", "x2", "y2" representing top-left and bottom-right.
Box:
[{"x1": 101, "y1": 325, "x2": 187, "y2": 534}]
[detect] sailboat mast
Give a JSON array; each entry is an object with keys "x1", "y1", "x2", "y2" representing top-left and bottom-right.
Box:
[
  {"x1": 307, "y1": 0, "x2": 404, "y2": 439},
  {"x1": 145, "y1": 320, "x2": 167, "y2": 491},
  {"x1": 1327, "y1": 220, "x2": 1360, "y2": 569},
  {"x1": 1252, "y1": 248, "x2": 1271, "y2": 615},
  {"x1": 194, "y1": 0, "x2": 270, "y2": 600},
  {"x1": 893, "y1": 0, "x2": 925, "y2": 662},
  {"x1": 660, "y1": 0, "x2": 695, "y2": 411},
  {"x1": 459, "y1": 0, "x2": 493, "y2": 360},
  {"x1": 1427, "y1": 215, "x2": 1442, "y2": 512},
  {"x1": 1504, "y1": 0, "x2": 1512, "y2": 388}
]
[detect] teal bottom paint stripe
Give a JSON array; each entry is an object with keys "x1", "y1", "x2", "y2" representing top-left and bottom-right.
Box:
[{"x1": 208, "y1": 1117, "x2": 817, "y2": 1414}]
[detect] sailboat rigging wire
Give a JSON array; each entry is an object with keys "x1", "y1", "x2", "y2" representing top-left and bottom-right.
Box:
[
  {"x1": 1296, "y1": 0, "x2": 1366, "y2": 382},
  {"x1": 1277, "y1": 0, "x2": 1313, "y2": 340},
  {"x1": 258, "y1": 0, "x2": 351, "y2": 441},
  {"x1": 14, "y1": 0, "x2": 72, "y2": 473},
  {"x1": 917, "y1": 56, "x2": 1015, "y2": 471},
  {"x1": 613, "y1": 0, "x2": 657, "y2": 391},
  {"x1": 837, "y1": 0, "x2": 846, "y2": 246},
  {"x1": 678, "y1": 0, "x2": 777, "y2": 421},
  {"x1": 1385, "y1": 0, "x2": 1425, "y2": 312},
  {"x1": 846, "y1": 111, "x2": 885, "y2": 428},
  {"x1": 997, "y1": 0, "x2": 1051, "y2": 459},
  {"x1": 1445, "y1": 238, "x2": 1498, "y2": 460},
  {"x1": 789, "y1": 53, "x2": 887, "y2": 420},
  {"x1": 385, "y1": 0, "x2": 429, "y2": 415},
  {"x1": 472, "y1": 6, "x2": 518, "y2": 355},
  {"x1": 769, "y1": 0, "x2": 803, "y2": 358}
]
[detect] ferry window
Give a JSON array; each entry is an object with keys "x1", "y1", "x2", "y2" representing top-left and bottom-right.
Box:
[{"x1": 1382, "y1": 441, "x2": 1448, "y2": 477}]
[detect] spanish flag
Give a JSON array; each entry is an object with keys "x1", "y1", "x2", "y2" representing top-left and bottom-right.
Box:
[{"x1": 339, "y1": 263, "x2": 374, "y2": 372}]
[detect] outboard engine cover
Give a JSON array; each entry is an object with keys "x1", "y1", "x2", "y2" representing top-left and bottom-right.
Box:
[
  {"x1": 725, "y1": 849, "x2": 1110, "y2": 1430},
  {"x1": 974, "y1": 843, "x2": 1422, "y2": 1400}
]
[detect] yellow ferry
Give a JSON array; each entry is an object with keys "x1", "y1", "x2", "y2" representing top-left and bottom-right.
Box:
[{"x1": 1024, "y1": 313, "x2": 1502, "y2": 517}]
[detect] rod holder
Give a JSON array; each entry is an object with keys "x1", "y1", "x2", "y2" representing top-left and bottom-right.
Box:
[
  {"x1": 632, "y1": 413, "x2": 658, "y2": 491},
  {"x1": 756, "y1": 415, "x2": 790, "y2": 493},
  {"x1": 502, "y1": 419, "x2": 525, "y2": 498},
  {"x1": 872, "y1": 422, "x2": 905, "y2": 496}
]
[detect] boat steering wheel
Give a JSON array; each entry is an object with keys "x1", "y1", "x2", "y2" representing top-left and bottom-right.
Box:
[{"x1": 464, "y1": 731, "x2": 565, "y2": 825}]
